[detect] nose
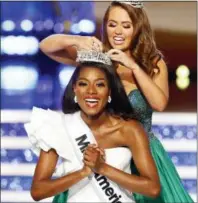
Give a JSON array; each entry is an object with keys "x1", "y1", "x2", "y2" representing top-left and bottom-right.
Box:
[
  {"x1": 115, "y1": 25, "x2": 122, "y2": 35},
  {"x1": 87, "y1": 84, "x2": 97, "y2": 94}
]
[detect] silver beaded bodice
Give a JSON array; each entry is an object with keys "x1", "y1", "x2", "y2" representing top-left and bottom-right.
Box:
[{"x1": 128, "y1": 89, "x2": 153, "y2": 135}]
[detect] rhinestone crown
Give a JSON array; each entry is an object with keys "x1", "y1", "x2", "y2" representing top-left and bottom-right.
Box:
[
  {"x1": 113, "y1": 0, "x2": 143, "y2": 8},
  {"x1": 76, "y1": 50, "x2": 112, "y2": 66}
]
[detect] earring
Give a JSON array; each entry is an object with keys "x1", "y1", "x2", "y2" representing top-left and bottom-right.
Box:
[
  {"x1": 74, "y1": 96, "x2": 77, "y2": 103},
  {"x1": 108, "y1": 96, "x2": 111, "y2": 103}
]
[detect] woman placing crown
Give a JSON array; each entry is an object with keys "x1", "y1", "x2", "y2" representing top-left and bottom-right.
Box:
[
  {"x1": 25, "y1": 50, "x2": 161, "y2": 202},
  {"x1": 39, "y1": 1, "x2": 193, "y2": 203}
]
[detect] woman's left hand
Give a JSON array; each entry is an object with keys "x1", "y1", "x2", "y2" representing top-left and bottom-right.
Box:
[
  {"x1": 107, "y1": 49, "x2": 139, "y2": 71},
  {"x1": 83, "y1": 145, "x2": 105, "y2": 173}
]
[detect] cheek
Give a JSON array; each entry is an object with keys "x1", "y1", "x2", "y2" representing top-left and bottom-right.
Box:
[
  {"x1": 106, "y1": 27, "x2": 113, "y2": 38},
  {"x1": 99, "y1": 89, "x2": 109, "y2": 100},
  {"x1": 75, "y1": 88, "x2": 85, "y2": 98},
  {"x1": 126, "y1": 29, "x2": 133, "y2": 40}
]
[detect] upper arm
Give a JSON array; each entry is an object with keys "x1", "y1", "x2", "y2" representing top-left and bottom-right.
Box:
[
  {"x1": 152, "y1": 59, "x2": 169, "y2": 99},
  {"x1": 39, "y1": 35, "x2": 78, "y2": 66},
  {"x1": 42, "y1": 47, "x2": 78, "y2": 66},
  {"x1": 124, "y1": 121, "x2": 160, "y2": 183},
  {"x1": 32, "y1": 149, "x2": 59, "y2": 183}
]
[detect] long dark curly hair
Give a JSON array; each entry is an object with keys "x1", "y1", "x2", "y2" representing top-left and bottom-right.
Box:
[{"x1": 102, "y1": 1, "x2": 163, "y2": 77}]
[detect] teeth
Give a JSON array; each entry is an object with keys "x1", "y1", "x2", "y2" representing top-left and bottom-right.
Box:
[
  {"x1": 85, "y1": 99, "x2": 99, "y2": 102},
  {"x1": 114, "y1": 37, "x2": 124, "y2": 41}
]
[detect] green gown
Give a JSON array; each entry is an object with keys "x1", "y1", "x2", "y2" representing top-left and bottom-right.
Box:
[
  {"x1": 128, "y1": 89, "x2": 193, "y2": 203},
  {"x1": 53, "y1": 89, "x2": 193, "y2": 203}
]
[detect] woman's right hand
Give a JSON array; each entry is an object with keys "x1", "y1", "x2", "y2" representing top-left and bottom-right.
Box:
[{"x1": 75, "y1": 36, "x2": 103, "y2": 51}]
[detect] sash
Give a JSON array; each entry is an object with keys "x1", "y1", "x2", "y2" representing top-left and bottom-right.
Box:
[{"x1": 63, "y1": 111, "x2": 133, "y2": 202}]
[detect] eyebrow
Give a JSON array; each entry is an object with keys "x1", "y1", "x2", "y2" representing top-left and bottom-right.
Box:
[
  {"x1": 108, "y1": 20, "x2": 132, "y2": 24},
  {"x1": 77, "y1": 78, "x2": 106, "y2": 81}
]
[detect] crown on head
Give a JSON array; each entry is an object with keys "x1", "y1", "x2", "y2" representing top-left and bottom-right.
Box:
[
  {"x1": 76, "y1": 50, "x2": 112, "y2": 66},
  {"x1": 113, "y1": 0, "x2": 143, "y2": 8}
]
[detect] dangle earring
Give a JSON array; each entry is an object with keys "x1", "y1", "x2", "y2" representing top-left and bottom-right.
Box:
[
  {"x1": 108, "y1": 96, "x2": 112, "y2": 103},
  {"x1": 74, "y1": 96, "x2": 78, "y2": 103}
]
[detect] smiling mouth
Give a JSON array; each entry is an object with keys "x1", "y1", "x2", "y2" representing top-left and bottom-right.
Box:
[
  {"x1": 113, "y1": 36, "x2": 125, "y2": 45},
  {"x1": 85, "y1": 98, "x2": 99, "y2": 108}
]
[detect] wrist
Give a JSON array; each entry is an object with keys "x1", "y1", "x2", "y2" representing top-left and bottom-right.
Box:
[
  {"x1": 79, "y1": 168, "x2": 90, "y2": 178},
  {"x1": 97, "y1": 162, "x2": 108, "y2": 175},
  {"x1": 132, "y1": 63, "x2": 141, "y2": 73},
  {"x1": 64, "y1": 35, "x2": 79, "y2": 48}
]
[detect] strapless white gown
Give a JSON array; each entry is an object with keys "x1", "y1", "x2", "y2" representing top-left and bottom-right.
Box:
[
  {"x1": 67, "y1": 147, "x2": 134, "y2": 202},
  {"x1": 24, "y1": 107, "x2": 135, "y2": 203}
]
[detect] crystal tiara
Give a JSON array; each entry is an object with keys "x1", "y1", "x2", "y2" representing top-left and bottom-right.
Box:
[
  {"x1": 112, "y1": 0, "x2": 143, "y2": 8},
  {"x1": 76, "y1": 50, "x2": 112, "y2": 66}
]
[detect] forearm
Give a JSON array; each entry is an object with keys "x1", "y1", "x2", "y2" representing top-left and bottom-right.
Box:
[
  {"x1": 99, "y1": 163, "x2": 160, "y2": 198},
  {"x1": 132, "y1": 65, "x2": 168, "y2": 111},
  {"x1": 40, "y1": 34, "x2": 77, "y2": 54},
  {"x1": 31, "y1": 169, "x2": 89, "y2": 201}
]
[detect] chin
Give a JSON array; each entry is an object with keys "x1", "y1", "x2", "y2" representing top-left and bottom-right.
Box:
[
  {"x1": 84, "y1": 108, "x2": 106, "y2": 119},
  {"x1": 83, "y1": 109, "x2": 101, "y2": 117},
  {"x1": 111, "y1": 44, "x2": 127, "y2": 51}
]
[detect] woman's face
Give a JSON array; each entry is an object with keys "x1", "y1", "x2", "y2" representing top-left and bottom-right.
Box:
[
  {"x1": 73, "y1": 66, "x2": 110, "y2": 117},
  {"x1": 106, "y1": 6, "x2": 134, "y2": 52}
]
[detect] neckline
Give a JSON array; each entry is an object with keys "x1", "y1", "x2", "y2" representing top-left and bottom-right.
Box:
[
  {"x1": 130, "y1": 88, "x2": 139, "y2": 93},
  {"x1": 104, "y1": 147, "x2": 130, "y2": 151},
  {"x1": 128, "y1": 88, "x2": 139, "y2": 96},
  {"x1": 76, "y1": 112, "x2": 130, "y2": 151}
]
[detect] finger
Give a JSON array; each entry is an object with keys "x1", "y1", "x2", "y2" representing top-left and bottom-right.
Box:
[
  {"x1": 88, "y1": 146, "x2": 99, "y2": 153},
  {"x1": 83, "y1": 160, "x2": 94, "y2": 167},
  {"x1": 84, "y1": 148, "x2": 99, "y2": 155},
  {"x1": 95, "y1": 148, "x2": 104, "y2": 156},
  {"x1": 90, "y1": 37, "x2": 97, "y2": 51},
  {"x1": 84, "y1": 148, "x2": 94, "y2": 155},
  {"x1": 92, "y1": 37, "x2": 102, "y2": 51},
  {"x1": 95, "y1": 148, "x2": 101, "y2": 152},
  {"x1": 86, "y1": 145, "x2": 94, "y2": 151},
  {"x1": 109, "y1": 56, "x2": 121, "y2": 62},
  {"x1": 86, "y1": 146, "x2": 95, "y2": 153},
  {"x1": 101, "y1": 156, "x2": 106, "y2": 161},
  {"x1": 95, "y1": 148, "x2": 105, "y2": 156},
  {"x1": 83, "y1": 147, "x2": 92, "y2": 154},
  {"x1": 98, "y1": 147, "x2": 105, "y2": 152},
  {"x1": 100, "y1": 148, "x2": 105, "y2": 153},
  {"x1": 107, "y1": 49, "x2": 122, "y2": 56},
  {"x1": 92, "y1": 42, "x2": 101, "y2": 51},
  {"x1": 91, "y1": 148, "x2": 101, "y2": 155},
  {"x1": 83, "y1": 154, "x2": 93, "y2": 162},
  {"x1": 100, "y1": 149, "x2": 106, "y2": 156},
  {"x1": 92, "y1": 37, "x2": 103, "y2": 51},
  {"x1": 88, "y1": 144, "x2": 97, "y2": 148},
  {"x1": 92, "y1": 37, "x2": 102, "y2": 45},
  {"x1": 84, "y1": 151, "x2": 94, "y2": 158},
  {"x1": 83, "y1": 159, "x2": 92, "y2": 166}
]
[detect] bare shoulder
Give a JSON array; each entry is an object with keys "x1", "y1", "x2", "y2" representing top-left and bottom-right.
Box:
[
  {"x1": 120, "y1": 119, "x2": 147, "y2": 142},
  {"x1": 152, "y1": 58, "x2": 168, "y2": 79},
  {"x1": 157, "y1": 59, "x2": 168, "y2": 72}
]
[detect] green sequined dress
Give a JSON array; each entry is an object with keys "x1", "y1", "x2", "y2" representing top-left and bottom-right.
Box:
[
  {"x1": 128, "y1": 89, "x2": 194, "y2": 203},
  {"x1": 53, "y1": 89, "x2": 194, "y2": 203}
]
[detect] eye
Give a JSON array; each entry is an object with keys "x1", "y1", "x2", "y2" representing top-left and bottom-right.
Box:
[
  {"x1": 96, "y1": 82, "x2": 105, "y2": 87},
  {"x1": 123, "y1": 24, "x2": 131, "y2": 29},
  {"x1": 78, "y1": 81, "x2": 87, "y2": 86},
  {"x1": 108, "y1": 22, "x2": 116, "y2": 27}
]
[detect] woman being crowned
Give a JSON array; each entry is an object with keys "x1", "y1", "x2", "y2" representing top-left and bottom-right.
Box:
[{"x1": 25, "y1": 50, "x2": 160, "y2": 202}]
